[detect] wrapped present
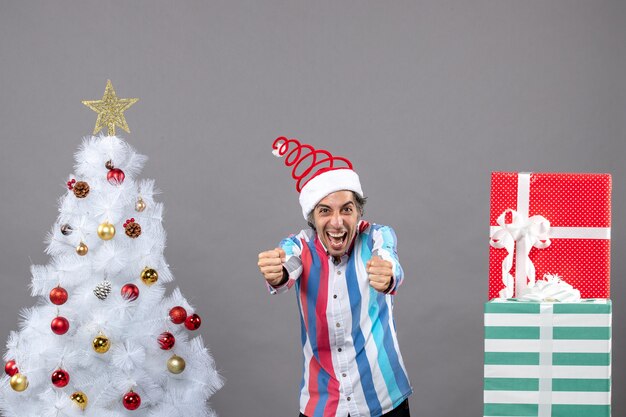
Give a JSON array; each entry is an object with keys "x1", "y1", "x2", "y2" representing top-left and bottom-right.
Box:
[
  {"x1": 484, "y1": 299, "x2": 611, "y2": 417},
  {"x1": 489, "y1": 172, "x2": 611, "y2": 299}
]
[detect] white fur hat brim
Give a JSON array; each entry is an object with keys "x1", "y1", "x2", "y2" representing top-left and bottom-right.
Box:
[{"x1": 299, "y1": 169, "x2": 363, "y2": 220}]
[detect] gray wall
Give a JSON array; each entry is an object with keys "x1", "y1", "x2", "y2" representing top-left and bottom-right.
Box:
[{"x1": 1, "y1": 1, "x2": 625, "y2": 416}]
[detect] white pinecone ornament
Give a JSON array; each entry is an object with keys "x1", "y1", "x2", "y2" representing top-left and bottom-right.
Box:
[{"x1": 94, "y1": 280, "x2": 112, "y2": 300}]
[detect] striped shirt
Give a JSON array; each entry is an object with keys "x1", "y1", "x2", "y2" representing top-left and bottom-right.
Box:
[{"x1": 269, "y1": 220, "x2": 412, "y2": 417}]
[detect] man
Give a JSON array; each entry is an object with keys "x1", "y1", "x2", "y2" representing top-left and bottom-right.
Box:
[{"x1": 258, "y1": 137, "x2": 412, "y2": 417}]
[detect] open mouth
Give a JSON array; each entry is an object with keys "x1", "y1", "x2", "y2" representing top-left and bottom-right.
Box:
[{"x1": 326, "y1": 231, "x2": 347, "y2": 250}]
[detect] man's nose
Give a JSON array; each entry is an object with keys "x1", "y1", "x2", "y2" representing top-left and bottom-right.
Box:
[{"x1": 330, "y1": 212, "x2": 343, "y2": 228}]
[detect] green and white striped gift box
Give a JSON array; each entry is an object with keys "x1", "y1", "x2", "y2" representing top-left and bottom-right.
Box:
[{"x1": 484, "y1": 299, "x2": 611, "y2": 417}]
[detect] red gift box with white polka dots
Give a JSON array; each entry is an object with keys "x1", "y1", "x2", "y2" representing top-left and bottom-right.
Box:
[{"x1": 489, "y1": 172, "x2": 612, "y2": 299}]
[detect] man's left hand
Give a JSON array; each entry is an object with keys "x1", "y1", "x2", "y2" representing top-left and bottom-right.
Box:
[{"x1": 367, "y1": 255, "x2": 393, "y2": 293}]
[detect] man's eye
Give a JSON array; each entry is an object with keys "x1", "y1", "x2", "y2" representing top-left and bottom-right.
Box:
[{"x1": 343, "y1": 207, "x2": 353, "y2": 213}]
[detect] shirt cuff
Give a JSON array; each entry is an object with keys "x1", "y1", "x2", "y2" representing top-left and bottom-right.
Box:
[
  {"x1": 384, "y1": 274, "x2": 396, "y2": 294},
  {"x1": 267, "y1": 256, "x2": 302, "y2": 295}
]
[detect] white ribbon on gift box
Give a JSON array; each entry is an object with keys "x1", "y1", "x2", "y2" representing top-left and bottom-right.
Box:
[
  {"x1": 522, "y1": 275, "x2": 580, "y2": 417},
  {"x1": 518, "y1": 273, "x2": 581, "y2": 303},
  {"x1": 522, "y1": 274, "x2": 581, "y2": 416},
  {"x1": 489, "y1": 172, "x2": 611, "y2": 298},
  {"x1": 538, "y1": 302, "x2": 554, "y2": 417}
]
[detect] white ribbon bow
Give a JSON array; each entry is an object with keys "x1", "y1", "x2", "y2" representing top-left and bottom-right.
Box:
[
  {"x1": 517, "y1": 273, "x2": 581, "y2": 302},
  {"x1": 490, "y1": 209, "x2": 551, "y2": 298}
]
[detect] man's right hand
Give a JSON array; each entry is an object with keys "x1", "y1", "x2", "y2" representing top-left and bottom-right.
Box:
[{"x1": 258, "y1": 248, "x2": 287, "y2": 286}]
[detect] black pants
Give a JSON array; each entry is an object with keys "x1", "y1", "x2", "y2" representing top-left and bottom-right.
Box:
[{"x1": 299, "y1": 398, "x2": 410, "y2": 417}]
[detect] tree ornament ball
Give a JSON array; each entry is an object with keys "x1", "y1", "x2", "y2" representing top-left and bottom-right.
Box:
[
  {"x1": 169, "y1": 306, "x2": 187, "y2": 324},
  {"x1": 135, "y1": 197, "x2": 146, "y2": 212},
  {"x1": 107, "y1": 168, "x2": 125, "y2": 185},
  {"x1": 157, "y1": 332, "x2": 176, "y2": 350},
  {"x1": 185, "y1": 314, "x2": 202, "y2": 331},
  {"x1": 141, "y1": 267, "x2": 158, "y2": 286},
  {"x1": 167, "y1": 355, "x2": 186, "y2": 374},
  {"x1": 51, "y1": 369, "x2": 70, "y2": 388},
  {"x1": 49, "y1": 286, "x2": 68, "y2": 305},
  {"x1": 51, "y1": 316, "x2": 70, "y2": 335},
  {"x1": 60, "y1": 223, "x2": 73, "y2": 236},
  {"x1": 97, "y1": 222, "x2": 116, "y2": 240},
  {"x1": 121, "y1": 283, "x2": 140, "y2": 301},
  {"x1": 93, "y1": 334, "x2": 111, "y2": 353},
  {"x1": 70, "y1": 391, "x2": 88, "y2": 410},
  {"x1": 105, "y1": 159, "x2": 114, "y2": 170},
  {"x1": 123, "y1": 390, "x2": 141, "y2": 410},
  {"x1": 76, "y1": 242, "x2": 88, "y2": 256},
  {"x1": 9, "y1": 373, "x2": 28, "y2": 392},
  {"x1": 4, "y1": 360, "x2": 18, "y2": 377}
]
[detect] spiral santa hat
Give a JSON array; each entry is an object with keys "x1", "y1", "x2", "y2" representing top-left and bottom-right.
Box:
[{"x1": 272, "y1": 136, "x2": 364, "y2": 219}]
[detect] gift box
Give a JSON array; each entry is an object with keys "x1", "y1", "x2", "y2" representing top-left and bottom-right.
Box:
[
  {"x1": 484, "y1": 299, "x2": 611, "y2": 417},
  {"x1": 489, "y1": 172, "x2": 611, "y2": 299}
]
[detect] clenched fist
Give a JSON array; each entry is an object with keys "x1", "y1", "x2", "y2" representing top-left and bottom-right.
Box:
[
  {"x1": 367, "y1": 255, "x2": 393, "y2": 293},
  {"x1": 258, "y1": 248, "x2": 287, "y2": 286}
]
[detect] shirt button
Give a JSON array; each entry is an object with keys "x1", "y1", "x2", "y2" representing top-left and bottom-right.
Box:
[
  {"x1": 338, "y1": 348, "x2": 342, "y2": 352},
  {"x1": 347, "y1": 397, "x2": 351, "y2": 401},
  {"x1": 333, "y1": 294, "x2": 338, "y2": 299},
  {"x1": 342, "y1": 373, "x2": 347, "y2": 377},
  {"x1": 337, "y1": 271, "x2": 342, "y2": 275}
]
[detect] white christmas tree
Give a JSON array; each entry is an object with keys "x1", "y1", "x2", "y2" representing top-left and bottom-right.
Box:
[{"x1": 0, "y1": 81, "x2": 223, "y2": 417}]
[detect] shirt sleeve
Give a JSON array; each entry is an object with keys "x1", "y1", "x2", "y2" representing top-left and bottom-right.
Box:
[
  {"x1": 266, "y1": 232, "x2": 304, "y2": 295},
  {"x1": 371, "y1": 225, "x2": 404, "y2": 295}
]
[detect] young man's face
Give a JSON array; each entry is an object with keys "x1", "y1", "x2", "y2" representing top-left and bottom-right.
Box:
[{"x1": 312, "y1": 190, "x2": 360, "y2": 257}]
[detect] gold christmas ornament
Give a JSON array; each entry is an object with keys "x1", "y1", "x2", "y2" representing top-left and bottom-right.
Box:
[
  {"x1": 97, "y1": 222, "x2": 116, "y2": 240},
  {"x1": 167, "y1": 355, "x2": 186, "y2": 374},
  {"x1": 70, "y1": 391, "x2": 88, "y2": 410},
  {"x1": 141, "y1": 267, "x2": 158, "y2": 286},
  {"x1": 135, "y1": 197, "x2": 146, "y2": 212},
  {"x1": 93, "y1": 334, "x2": 110, "y2": 353},
  {"x1": 82, "y1": 80, "x2": 138, "y2": 136},
  {"x1": 9, "y1": 373, "x2": 28, "y2": 392},
  {"x1": 76, "y1": 242, "x2": 89, "y2": 256}
]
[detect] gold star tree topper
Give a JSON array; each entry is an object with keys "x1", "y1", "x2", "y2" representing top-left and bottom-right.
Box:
[{"x1": 82, "y1": 80, "x2": 138, "y2": 136}]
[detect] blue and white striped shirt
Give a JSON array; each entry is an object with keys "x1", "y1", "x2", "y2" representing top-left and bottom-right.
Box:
[{"x1": 269, "y1": 221, "x2": 412, "y2": 417}]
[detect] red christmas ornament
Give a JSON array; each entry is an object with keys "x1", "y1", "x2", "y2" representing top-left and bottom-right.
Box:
[
  {"x1": 66, "y1": 179, "x2": 76, "y2": 190},
  {"x1": 123, "y1": 390, "x2": 141, "y2": 410},
  {"x1": 51, "y1": 369, "x2": 70, "y2": 388},
  {"x1": 4, "y1": 360, "x2": 18, "y2": 377},
  {"x1": 121, "y1": 283, "x2": 140, "y2": 301},
  {"x1": 184, "y1": 314, "x2": 202, "y2": 331},
  {"x1": 169, "y1": 306, "x2": 187, "y2": 324},
  {"x1": 49, "y1": 286, "x2": 68, "y2": 305},
  {"x1": 157, "y1": 332, "x2": 175, "y2": 350},
  {"x1": 107, "y1": 168, "x2": 125, "y2": 185},
  {"x1": 51, "y1": 316, "x2": 70, "y2": 335}
]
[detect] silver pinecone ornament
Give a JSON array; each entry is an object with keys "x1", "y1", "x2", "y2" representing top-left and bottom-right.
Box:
[{"x1": 94, "y1": 280, "x2": 112, "y2": 300}]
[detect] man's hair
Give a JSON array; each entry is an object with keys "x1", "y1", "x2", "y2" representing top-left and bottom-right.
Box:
[{"x1": 306, "y1": 191, "x2": 367, "y2": 229}]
